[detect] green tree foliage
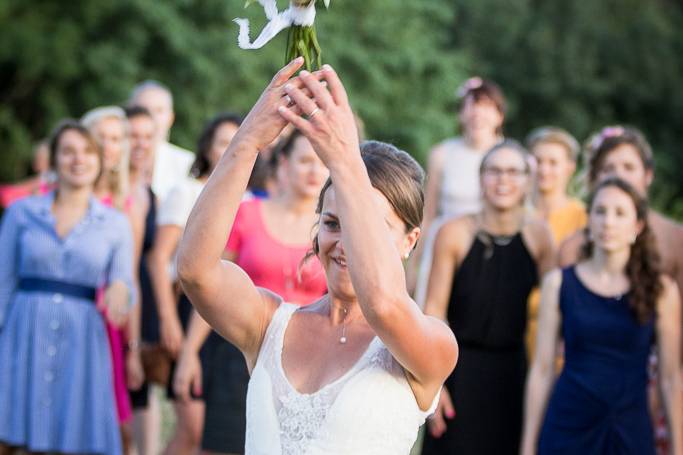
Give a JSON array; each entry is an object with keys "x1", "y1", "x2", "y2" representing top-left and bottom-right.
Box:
[
  {"x1": 2, "y1": 1, "x2": 682, "y2": 216},
  {"x1": 449, "y1": 0, "x2": 683, "y2": 215},
  {"x1": 0, "y1": 0, "x2": 465, "y2": 182}
]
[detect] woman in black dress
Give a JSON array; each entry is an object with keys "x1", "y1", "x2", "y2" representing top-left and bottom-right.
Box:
[{"x1": 422, "y1": 140, "x2": 554, "y2": 454}]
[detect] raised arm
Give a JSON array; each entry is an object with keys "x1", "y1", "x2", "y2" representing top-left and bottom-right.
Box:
[
  {"x1": 520, "y1": 269, "x2": 563, "y2": 455},
  {"x1": 278, "y1": 66, "x2": 458, "y2": 410},
  {"x1": 656, "y1": 276, "x2": 683, "y2": 455},
  {"x1": 177, "y1": 58, "x2": 319, "y2": 365}
]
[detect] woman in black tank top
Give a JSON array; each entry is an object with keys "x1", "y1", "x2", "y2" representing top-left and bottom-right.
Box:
[{"x1": 422, "y1": 140, "x2": 555, "y2": 455}]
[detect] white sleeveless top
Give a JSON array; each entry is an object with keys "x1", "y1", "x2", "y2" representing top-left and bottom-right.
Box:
[
  {"x1": 437, "y1": 137, "x2": 485, "y2": 218},
  {"x1": 245, "y1": 303, "x2": 438, "y2": 455}
]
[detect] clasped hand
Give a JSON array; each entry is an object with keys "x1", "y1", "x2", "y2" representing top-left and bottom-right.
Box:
[{"x1": 235, "y1": 56, "x2": 360, "y2": 171}]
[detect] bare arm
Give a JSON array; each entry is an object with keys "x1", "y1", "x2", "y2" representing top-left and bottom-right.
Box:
[
  {"x1": 177, "y1": 251, "x2": 239, "y2": 357},
  {"x1": 125, "y1": 190, "x2": 147, "y2": 389},
  {"x1": 177, "y1": 58, "x2": 316, "y2": 366},
  {"x1": 673, "y1": 229, "x2": 683, "y2": 359},
  {"x1": 657, "y1": 276, "x2": 683, "y2": 455},
  {"x1": 173, "y1": 251, "x2": 238, "y2": 400},
  {"x1": 557, "y1": 230, "x2": 584, "y2": 267},
  {"x1": 520, "y1": 269, "x2": 563, "y2": 455},
  {"x1": 423, "y1": 219, "x2": 468, "y2": 321},
  {"x1": 525, "y1": 219, "x2": 556, "y2": 279},
  {"x1": 422, "y1": 146, "x2": 446, "y2": 234},
  {"x1": 173, "y1": 309, "x2": 215, "y2": 401},
  {"x1": 147, "y1": 225, "x2": 184, "y2": 357},
  {"x1": 279, "y1": 66, "x2": 458, "y2": 410},
  {"x1": 422, "y1": 219, "x2": 469, "y2": 436},
  {"x1": 126, "y1": 194, "x2": 146, "y2": 343},
  {"x1": 103, "y1": 214, "x2": 134, "y2": 327}
]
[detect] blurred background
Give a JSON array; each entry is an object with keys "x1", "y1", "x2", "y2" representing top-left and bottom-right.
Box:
[{"x1": 2, "y1": 0, "x2": 682, "y2": 215}]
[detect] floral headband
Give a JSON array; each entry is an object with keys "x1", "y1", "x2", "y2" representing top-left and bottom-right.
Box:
[
  {"x1": 456, "y1": 77, "x2": 484, "y2": 98},
  {"x1": 590, "y1": 125, "x2": 625, "y2": 150}
]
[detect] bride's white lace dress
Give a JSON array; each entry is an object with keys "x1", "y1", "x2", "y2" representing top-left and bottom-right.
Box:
[{"x1": 245, "y1": 303, "x2": 438, "y2": 454}]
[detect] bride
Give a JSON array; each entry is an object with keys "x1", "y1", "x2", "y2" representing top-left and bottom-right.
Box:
[{"x1": 177, "y1": 57, "x2": 458, "y2": 454}]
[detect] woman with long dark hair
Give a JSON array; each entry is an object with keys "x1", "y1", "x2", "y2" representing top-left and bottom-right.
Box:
[
  {"x1": 522, "y1": 178, "x2": 682, "y2": 454},
  {"x1": 526, "y1": 127, "x2": 587, "y2": 361},
  {"x1": 558, "y1": 126, "x2": 683, "y2": 451},
  {"x1": 559, "y1": 126, "x2": 683, "y2": 302},
  {"x1": 146, "y1": 112, "x2": 241, "y2": 454}
]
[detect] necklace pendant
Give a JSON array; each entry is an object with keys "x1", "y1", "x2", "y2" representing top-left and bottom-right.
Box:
[{"x1": 339, "y1": 336, "x2": 347, "y2": 344}]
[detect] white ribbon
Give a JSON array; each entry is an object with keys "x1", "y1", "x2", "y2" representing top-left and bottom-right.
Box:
[{"x1": 234, "y1": 0, "x2": 317, "y2": 50}]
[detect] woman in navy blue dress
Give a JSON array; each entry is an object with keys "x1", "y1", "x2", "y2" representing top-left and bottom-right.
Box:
[
  {"x1": 521, "y1": 177, "x2": 682, "y2": 455},
  {"x1": 0, "y1": 121, "x2": 134, "y2": 455}
]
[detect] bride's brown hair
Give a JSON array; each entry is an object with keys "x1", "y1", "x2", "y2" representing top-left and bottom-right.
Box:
[
  {"x1": 308, "y1": 140, "x2": 425, "y2": 258},
  {"x1": 582, "y1": 177, "x2": 662, "y2": 323}
]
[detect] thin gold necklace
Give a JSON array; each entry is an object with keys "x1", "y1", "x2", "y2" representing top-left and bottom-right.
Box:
[
  {"x1": 328, "y1": 298, "x2": 351, "y2": 344},
  {"x1": 339, "y1": 306, "x2": 348, "y2": 344}
]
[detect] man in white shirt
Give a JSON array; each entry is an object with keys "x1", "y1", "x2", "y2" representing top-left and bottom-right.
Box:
[{"x1": 129, "y1": 80, "x2": 194, "y2": 200}]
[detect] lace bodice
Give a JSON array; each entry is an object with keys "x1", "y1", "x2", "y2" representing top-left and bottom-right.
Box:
[{"x1": 245, "y1": 303, "x2": 438, "y2": 455}]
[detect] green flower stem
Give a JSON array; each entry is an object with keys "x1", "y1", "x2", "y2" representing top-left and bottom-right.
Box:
[
  {"x1": 309, "y1": 26, "x2": 322, "y2": 69},
  {"x1": 286, "y1": 26, "x2": 322, "y2": 71}
]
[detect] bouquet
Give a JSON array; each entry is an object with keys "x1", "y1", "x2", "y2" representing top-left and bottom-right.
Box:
[{"x1": 234, "y1": 0, "x2": 330, "y2": 70}]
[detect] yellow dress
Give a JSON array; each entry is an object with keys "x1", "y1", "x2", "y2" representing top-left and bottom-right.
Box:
[{"x1": 526, "y1": 198, "x2": 587, "y2": 363}]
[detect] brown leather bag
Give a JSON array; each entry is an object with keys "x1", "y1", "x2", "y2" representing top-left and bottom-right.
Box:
[{"x1": 139, "y1": 344, "x2": 172, "y2": 385}]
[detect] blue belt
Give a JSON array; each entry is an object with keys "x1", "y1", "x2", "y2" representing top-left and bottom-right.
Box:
[{"x1": 18, "y1": 277, "x2": 97, "y2": 301}]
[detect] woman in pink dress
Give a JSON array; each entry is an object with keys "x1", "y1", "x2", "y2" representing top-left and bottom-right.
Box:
[{"x1": 82, "y1": 106, "x2": 138, "y2": 451}]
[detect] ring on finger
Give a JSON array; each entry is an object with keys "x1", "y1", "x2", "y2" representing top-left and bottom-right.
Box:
[{"x1": 306, "y1": 107, "x2": 320, "y2": 120}]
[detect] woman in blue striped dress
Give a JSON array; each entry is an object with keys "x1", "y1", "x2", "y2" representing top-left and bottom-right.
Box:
[{"x1": 0, "y1": 120, "x2": 134, "y2": 455}]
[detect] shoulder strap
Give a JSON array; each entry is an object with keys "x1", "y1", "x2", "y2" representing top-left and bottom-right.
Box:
[{"x1": 256, "y1": 302, "x2": 298, "y2": 368}]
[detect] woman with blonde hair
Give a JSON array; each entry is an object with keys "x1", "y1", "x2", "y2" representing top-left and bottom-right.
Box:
[
  {"x1": 147, "y1": 112, "x2": 243, "y2": 455},
  {"x1": 82, "y1": 105, "x2": 137, "y2": 448},
  {"x1": 526, "y1": 127, "x2": 587, "y2": 360},
  {"x1": 81, "y1": 106, "x2": 130, "y2": 211}
]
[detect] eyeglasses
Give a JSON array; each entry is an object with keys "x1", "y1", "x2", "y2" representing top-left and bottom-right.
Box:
[{"x1": 482, "y1": 166, "x2": 528, "y2": 179}]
